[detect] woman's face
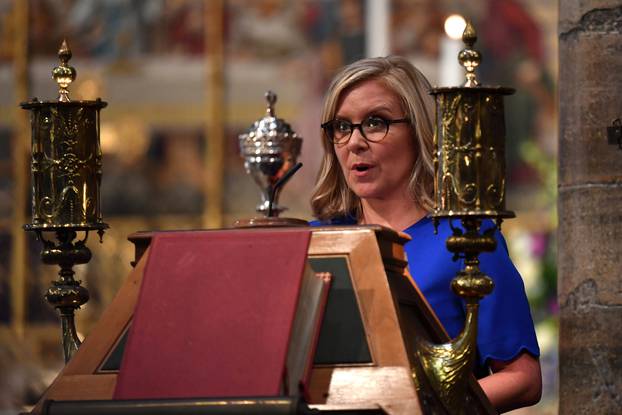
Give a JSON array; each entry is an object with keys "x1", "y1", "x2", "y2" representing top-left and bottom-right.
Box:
[{"x1": 333, "y1": 79, "x2": 417, "y2": 202}]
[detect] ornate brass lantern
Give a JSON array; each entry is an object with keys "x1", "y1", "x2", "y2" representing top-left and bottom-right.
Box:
[
  {"x1": 416, "y1": 22, "x2": 515, "y2": 413},
  {"x1": 21, "y1": 41, "x2": 107, "y2": 362}
]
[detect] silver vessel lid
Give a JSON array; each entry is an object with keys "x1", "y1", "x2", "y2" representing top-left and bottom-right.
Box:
[{"x1": 240, "y1": 91, "x2": 299, "y2": 150}]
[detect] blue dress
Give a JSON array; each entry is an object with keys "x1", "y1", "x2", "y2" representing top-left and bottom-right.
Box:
[{"x1": 310, "y1": 215, "x2": 540, "y2": 374}]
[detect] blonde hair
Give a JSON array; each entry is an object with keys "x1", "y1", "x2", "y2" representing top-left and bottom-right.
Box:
[{"x1": 310, "y1": 56, "x2": 436, "y2": 221}]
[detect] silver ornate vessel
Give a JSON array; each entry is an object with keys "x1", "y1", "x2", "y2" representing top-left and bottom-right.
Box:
[{"x1": 238, "y1": 91, "x2": 302, "y2": 217}]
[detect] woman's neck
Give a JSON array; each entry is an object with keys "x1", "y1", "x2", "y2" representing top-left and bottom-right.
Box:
[{"x1": 359, "y1": 196, "x2": 427, "y2": 232}]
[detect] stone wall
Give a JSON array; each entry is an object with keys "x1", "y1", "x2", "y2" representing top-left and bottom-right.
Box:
[{"x1": 558, "y1": 2, "x2": 622, "y2": 413}]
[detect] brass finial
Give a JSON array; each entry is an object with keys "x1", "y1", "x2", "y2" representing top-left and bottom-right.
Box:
[
  {"x1": 458, "y1": 21, "x2": 481, "y2": 87},
  {"x1": 265, "y1": 90, "x2": 277, "y2": 117},
  {"x1": 52, "y1": 40, "x2": 77, "y2": 102}
]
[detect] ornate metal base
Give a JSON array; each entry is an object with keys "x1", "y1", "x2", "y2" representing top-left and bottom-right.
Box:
[
  {"x1": 415, "y1": 217, "x2": 496, "y2": 414},
  {"x1": 37, "y1": 229, "x2": 93, "y2": 363}
]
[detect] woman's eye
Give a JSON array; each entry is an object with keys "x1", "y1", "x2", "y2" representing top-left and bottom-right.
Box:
[
  {"x1": 364, "y1": 117, "x2": 385, "y2": 129},
  {"x1": 335, "y1": 121, "x2": 351, "y2": 133}
]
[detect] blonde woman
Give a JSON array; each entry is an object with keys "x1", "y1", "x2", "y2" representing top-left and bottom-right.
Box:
[{"x1": 311, "y1": 56, "x2": 541, "y2": 413}]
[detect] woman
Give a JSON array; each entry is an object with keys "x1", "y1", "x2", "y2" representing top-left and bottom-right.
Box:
[{"x1": 310, "y1": 56, "x2": 541, "y2": 412}]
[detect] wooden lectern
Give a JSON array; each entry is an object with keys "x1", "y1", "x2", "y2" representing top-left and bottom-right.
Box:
[{"x1": 31, "y1": 226, "x2": 494, "y2": 415}]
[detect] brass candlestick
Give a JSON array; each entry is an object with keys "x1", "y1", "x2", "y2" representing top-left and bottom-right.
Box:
[
  {"x1": 416, "y1": 22, "x2": 515, "y2": 413},
  {"x1": 21, "y1": 40, "x2": 107, "y2": 363}
]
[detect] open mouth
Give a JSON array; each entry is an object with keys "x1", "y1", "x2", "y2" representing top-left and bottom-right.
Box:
[{"x1": 352, "y1": 163, "x2": 373, "y2": 173}]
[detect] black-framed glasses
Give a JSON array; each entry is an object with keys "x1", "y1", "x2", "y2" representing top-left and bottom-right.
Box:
[{"x1": 321, "y1": 116, "x2": 410, "y2": 144}]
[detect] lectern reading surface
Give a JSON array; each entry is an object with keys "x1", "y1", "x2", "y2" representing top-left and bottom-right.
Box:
[{"x1": 114, "y1": 229, "x2": 327, "y2": 400}]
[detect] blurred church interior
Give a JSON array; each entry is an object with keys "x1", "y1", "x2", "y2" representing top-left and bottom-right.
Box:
[{"x1": 0, "y1": 1, "x2": 558, "y2": 414}]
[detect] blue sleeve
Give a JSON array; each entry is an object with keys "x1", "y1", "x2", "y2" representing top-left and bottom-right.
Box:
[
  {"x1": 309, "y1": 215, "x2": 357, "y2": 226},
  {"x1": 312, "y1": 216, "x2": 539, "y2": 368},
  {"x1": 476, "y1": 227, "x2": 540, "y2": 367}
]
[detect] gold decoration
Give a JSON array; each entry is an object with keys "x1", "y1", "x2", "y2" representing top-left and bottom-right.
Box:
[
  {"x1": 416, "y1": 301, "x2": 478, "y2": 413},
  {"x1": 24, "y1": 101, "x2": 106, "y2": 231},
  {"x1": 415, "y1": 21, "x2": 516, "y2": 413},
  {"x1": 52, "y1": 40, "x2": 77, "y2": 102},
  {"x1": 458, "y1": 21, "x2": 481, "y2": 87},
  {"x1": 22, "y1": 41, "x2": 107, "y2": 363},
  {"x1": 433, "y1": 90, "x2": 514, "y2": 219}
]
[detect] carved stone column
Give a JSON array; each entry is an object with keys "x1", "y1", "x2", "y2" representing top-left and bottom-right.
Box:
[{"x1": 558, "y1": 3, "x2": 622, "y2": 413}]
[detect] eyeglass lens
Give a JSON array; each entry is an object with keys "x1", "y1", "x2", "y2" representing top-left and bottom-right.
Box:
[{"x1": 330, "y1": 117, "x2": 389, "y2": 143}]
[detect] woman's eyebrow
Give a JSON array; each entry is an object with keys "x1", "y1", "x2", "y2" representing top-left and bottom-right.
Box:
[
  {"x1": 365, "y1": 105, "x2": 393, "y2": 113},
  {"x1": 335, "y1": 105, "x2": 395, "y2": 119}
]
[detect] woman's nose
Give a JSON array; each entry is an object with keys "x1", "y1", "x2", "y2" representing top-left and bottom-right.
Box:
[{"x1": 346, "y1": 126, "x2": 368, "y2": 152}]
